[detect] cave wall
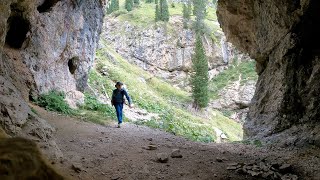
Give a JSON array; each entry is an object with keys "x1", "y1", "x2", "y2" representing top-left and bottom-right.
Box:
[
  {"x1": 2, "y1": 0, "x2": 105, "y2": 95},
  {"x1": 217, "y1": 0, "x2": 320, "y2": 146},
  {"x1": 0, "y1": 0, "x2": 105, "y2": 158}
]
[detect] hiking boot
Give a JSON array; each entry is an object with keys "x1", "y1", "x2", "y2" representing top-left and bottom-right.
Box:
[{"x1": 117, "y1": 123, "x2": 121, "y2": 128}]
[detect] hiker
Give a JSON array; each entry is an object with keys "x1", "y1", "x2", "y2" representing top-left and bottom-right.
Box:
[{"x1": 111, "y1": 82, "x2": 132, "y2": 128}]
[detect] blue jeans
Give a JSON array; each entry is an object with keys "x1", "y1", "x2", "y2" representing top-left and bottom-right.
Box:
[{"x1": 114, "y1": 103, "x2": 124, "y2": 124}]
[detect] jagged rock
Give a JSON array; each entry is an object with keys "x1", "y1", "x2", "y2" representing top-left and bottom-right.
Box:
[
  {"x1": 71, "y1": 163, "x2": 84, "y2": 173},
  {"x1": 65, "y1": 90, "x2": 85, "y2": 109},
  {"x1": 227, "y1": 161, "x2": 298, "y2": 180},
  {"x1": 217, "y1": 0, "x2": 320, "y2": 145},
  {"x1": 171, "y1": 149, "x2": 183, "y2": 158},
  {"x1": 0, "y1": 137, "x2": 65, "y2": 179},
  {"x1": 0, "y1": 0, "x2": 105, "y2": 176},
  {"x1": 157, "y1": 153, "x2": 169, "y2": 163}
]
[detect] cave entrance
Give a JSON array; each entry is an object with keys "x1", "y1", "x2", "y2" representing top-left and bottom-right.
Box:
[
  {"x1": 68, "y1": 57, "x2": 78, "y2": 75},
  {"x1": 37, "y1": 0, "x2": 61, "y2": 13},
  {"x1": 5, "y1": 15, "x2": 30, "y2": 49}
]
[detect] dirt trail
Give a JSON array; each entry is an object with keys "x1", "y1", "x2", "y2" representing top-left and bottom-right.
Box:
[{"x1": 33, "y1": 106, "x2": 320, "y2": 180}]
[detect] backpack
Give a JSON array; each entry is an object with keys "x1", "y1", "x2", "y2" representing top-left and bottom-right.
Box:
[{"x1": 111, "y1": 89, "x2": 126, "y2": 105}]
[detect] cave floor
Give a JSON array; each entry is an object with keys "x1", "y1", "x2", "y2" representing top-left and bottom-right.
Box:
[{"x1": 33, "y1": 106, "x2": 320, "y2": 180}]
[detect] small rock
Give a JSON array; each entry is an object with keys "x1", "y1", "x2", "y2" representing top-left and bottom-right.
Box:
[
  {"x1": 171, "y1": 149, "x2": 183, "y2": 158},
  {"x1": 227, "y1": 166, "x2": 237, "y2": 170},
  {"x1": 71, "y1": 163, "x2": 83, "y2": 173},
  {"x1": 157, "y1": 153, "x2": 169, "y2": 163},
  {"x1": 145, "y1": 145, "x2": 157, "y2": 150},
  {"x1": 100, "y1": 154, "x2": 108, "y2": 159},
  {"x1": 216, "y1": 157, "x2": 223, "y2": 162},
  {"x1": 111, "y1": 176, "x2": 120, "y2": 180},
  {"x1": 281, "y1": 174, "x2": 298, "y2": 180},
  {"x1": 279, "y1": 164, "x2": 292, "y2": 173},
  {"x1": 147, "y1": 138, "x2": 153, "y2": 141}
]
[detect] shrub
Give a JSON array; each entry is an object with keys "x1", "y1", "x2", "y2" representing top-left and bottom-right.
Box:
[
  {"x1": 82, "y1": 94, "x2": 116, "y2": 119},
  {"x1": 34, "y1": 91, "x2": 75, "y2": 114}
]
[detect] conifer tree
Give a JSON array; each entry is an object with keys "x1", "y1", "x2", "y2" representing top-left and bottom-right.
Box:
[
  {"x1": 125, "y1": 0, "x2": 134, "y2": 11},
  {"x1": 114, "y1": 0, "x2": 120, "y2": 10},
  {"x1": 193, "y1": 0, "x2": 206, "y2": 33},
  {"x1": 155, "y1": 3, "x2": 160, "y2": 22},
  {"x1": 191, "y1": 34, "x2": 209, "y2": 109},
  {"x1": 182, "y1": 3, "x2": 191, "y2": 28},
  {"x1": 159, "y1": 0, "x2": 169, "y2": 22}
]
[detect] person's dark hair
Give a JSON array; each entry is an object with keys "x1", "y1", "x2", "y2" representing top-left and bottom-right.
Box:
[{"x1": 115, "y1": 82, "x2": 123, "y2": 87}]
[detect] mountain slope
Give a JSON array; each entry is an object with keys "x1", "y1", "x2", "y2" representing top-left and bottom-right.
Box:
[{"x1": 86, "y1": 39, "x2": 243, "y2": 142}]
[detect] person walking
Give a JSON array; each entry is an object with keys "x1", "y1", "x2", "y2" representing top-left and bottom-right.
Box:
[{"x1": 111, "y1": 82, "x2": 132, "y2": 128}]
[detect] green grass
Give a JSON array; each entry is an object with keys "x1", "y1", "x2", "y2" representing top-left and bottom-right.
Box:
[
  {"x1": 34, "y1": 91, "x2": 75, "y2": 115},
  {"x1": 88, "y1": 39, "x2": 243, "y2": 142},
  {"x1": 77, "y1": 94, "x2": 116, "y2": 125},
  {"x1": 209, "y1": 60, "x2": 258, "y2": 100}
]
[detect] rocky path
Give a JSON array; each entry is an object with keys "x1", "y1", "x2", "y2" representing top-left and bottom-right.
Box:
[{"x1": 33, "y1": 106, "x2": 320, "y2": 180}]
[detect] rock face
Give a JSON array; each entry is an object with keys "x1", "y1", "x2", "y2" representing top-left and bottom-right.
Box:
[
  {"x1": 210, "y1": 80, "x2": 256, "y2": 123},
  {"x1": 217, "y1": 0, "x2": 320, "y2": 146},
  {"x1": 103, "y1": 16, "x2": 239, "y2": 89},
  {"x1": 0, "y1": 0, "x2": 105, "y2": 158}
]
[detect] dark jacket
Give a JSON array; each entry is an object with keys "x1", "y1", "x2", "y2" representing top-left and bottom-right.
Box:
[{"x1": 111, "y1": 88, "x2": 132, "y2": 105}]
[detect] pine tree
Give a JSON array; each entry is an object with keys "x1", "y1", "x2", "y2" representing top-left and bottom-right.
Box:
[
  {"x1": 134, "y1": 0, "x2": 140, "y2": 5},
  {"x1": 193, "y1": 0, "x2": 206, "y2": 33},
  {"x1": 182, "y1": 3, "x2": 191, "y2": 28},
  {"x1": 155, "y1": 3, "x2": 160, "y2": 22},
  {"x1": 159, "y1": 0, "x2": 169, "y2": 22},
  {"x1": 191, "y1": 34, "x2": 209, "y2": 109},
  {"x1": 106, "y1": 0, "x2": 114, "y2": 14},
  {"x1": 125, "y1": 0, "x2": 134, "y2": 11},
  {"x1": 114, "y1": 0, "x2": 120, "y2": 10}
]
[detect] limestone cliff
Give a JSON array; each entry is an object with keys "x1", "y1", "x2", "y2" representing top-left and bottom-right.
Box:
[
  {"x1": 103, "y1": 16, "x2": 241, "y2": 90},
  {"x1": 0, "y1": 0, "x2": 105, "y2": 158},
  {"x1": 217, "y1": 0, "x2": 320, "y2": 146}
]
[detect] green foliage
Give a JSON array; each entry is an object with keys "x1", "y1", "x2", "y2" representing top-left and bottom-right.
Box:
[
  {"x1": 145, "y1": 0, "x2": 153, "y2": 3},
  {"x1": 155, "y1": 4, "x2": 160, "y2": 21},
  {"x1": 107, "y1": 0, "x2": 120, "y2": 14},
  {"x1": 158, "y1": 0, "x2": 169, "y2": 22},
  {"x1": 191, "y1": 34, "x2": 209, "y2": 109},
  {"x1": 78, "y1": 94, "x2": 117, "y2": 125},
  {"x1": 112, "y1": 9, "x2": 128, "y2": 17},
  {"x1": 171, "y1": 2, "x2": 175, "y2": 8},
  {"x1": 134, "y1": 0, "x2": 140, "y2": 5},
  {"x1": 209, "y1": 60, "x2": 258, "y2": 100},
  {"x1": 93, "y1": 42, "x2": 242, "y2": 142},
  {"x1": 182, "y1": 3, "x2": 191, "y2": 29},
  {"x1": 34, "y1": 91, "x2": 75, "y2": 115},
  {"x1": 125, "y1": 0, "x2": 134, "y2": 11},
  {"x1": 193, "y1": 0, "x2": 207, "y2": 33},
  {"x1": 30, "y1": 107, "x2": 38, "y2": 115}
]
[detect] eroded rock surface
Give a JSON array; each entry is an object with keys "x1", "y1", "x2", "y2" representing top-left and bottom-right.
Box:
[
  {"x1": 0, "y1": 0, "x2": 105, "y2": 161},
  {"x1": 217, "y1": 0, "x2": 320, "y2": 146}
]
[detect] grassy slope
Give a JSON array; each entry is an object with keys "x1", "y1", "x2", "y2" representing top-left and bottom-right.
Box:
[
  {"x1": 89, "y1": 40, "x2": 243, "y2": 142},
  {"x1": 209, "y1": 60, "x2": 258, "y2": 100}
]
